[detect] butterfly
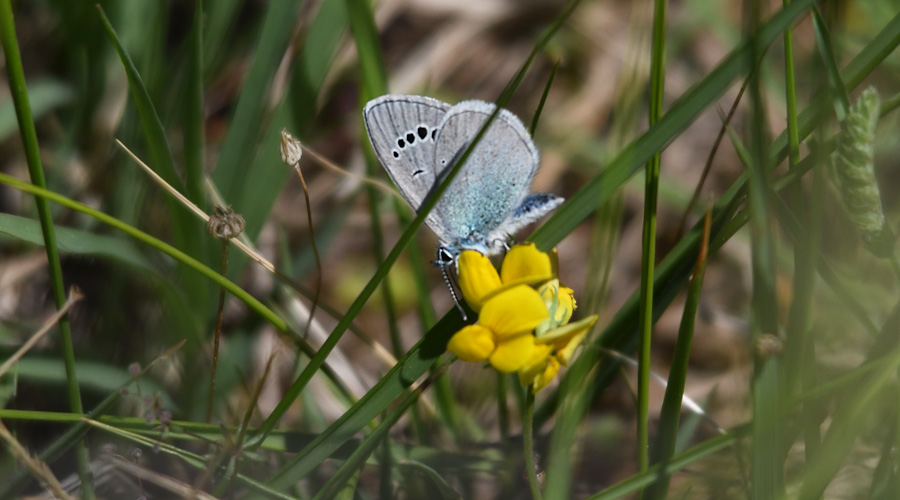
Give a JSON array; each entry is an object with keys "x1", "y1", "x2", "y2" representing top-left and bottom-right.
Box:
[{"x1": 363, "y1": 94, "x2": 563, "y2": 268}]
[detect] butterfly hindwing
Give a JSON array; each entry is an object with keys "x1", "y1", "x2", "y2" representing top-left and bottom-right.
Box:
[
  {"x1": 487, "y1": 192, "x2": 564, "y2": 244},
  {"x1": 430, "y1": 100, "x2": 540, "y2": 251},
  {"x1": 363, "y1": 95, "x2": 450, "y2": 210}
]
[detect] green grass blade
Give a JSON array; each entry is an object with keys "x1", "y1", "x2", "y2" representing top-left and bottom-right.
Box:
[
  {"x1": 222, "y1": 0, "x2": 346, "y2": 280},
  {"x1": 210, "y1": 0, "x2": 304, "y2": 232},
  {"x1": 202, "y1": 0, "x2": 241, "y2": 73},
  {"x1": 0, "y1": 377, "x2": 125, "y2": 497},
  {"x1": 646, "y1": 213, "x2": 710, "y2": 499},
  {"x1": 0, "y1": 2, "x2": 94, "y2": 495},
  {"x1": 0, "y1": 213, "x2": 154, "y2": 271},
  {"x1": 811, "y1": 6, "x2": 851, "y2": 121},
  {"x1": 588, "y1": 426, "x2": 748, "y2": 500},
  {"x1": 637, "y1": 0, "x2": 667, "y2": 478},
  {"x1": 744, "y1": 3, "x2": 785, "y2": 495},
  {"x1": 96, "y1": 5, "x2": 180, "y2": 189},
  {"x1": 184, "y1": 0, "x2": 206, "y2": 208},
  {"x1": 0, "y1": 79, "x2": 72, "y2": 140},
  {"x1": 261, "y1": 315, "x2": 460, "y2": 491},
  {"x1": 346, "y1": 0, "x2": 387, "y2": 98},
  {"x1": 311, "y1": 379, "x2": 428, "y2": 500},
  {"x1": 97, "y1": 4, "x2": 209, "y2": 318},
  {"x1": 286, "y1": 0, "x2": 347, "y2": 132}
]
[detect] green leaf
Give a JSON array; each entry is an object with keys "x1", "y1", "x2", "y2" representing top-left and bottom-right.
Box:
[
  {"x1": 0, "y1": 213, "x2": 153, "y2": 272},
  {"x1": 0, "y1": 80, "x2": 73, "y2": 140}
]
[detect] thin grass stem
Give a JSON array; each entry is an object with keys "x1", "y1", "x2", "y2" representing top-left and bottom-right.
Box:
[
  {"x1": 0, "y1": 3, "x2": 94, "y2": 496},
  {"x1": 637, "y1": 0, "x2": 667, "y2": 478}
]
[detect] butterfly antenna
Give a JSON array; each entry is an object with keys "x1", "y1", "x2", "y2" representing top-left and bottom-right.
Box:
[{"x1": 441, "y1": 264, "x2": 468, "y2": 321}]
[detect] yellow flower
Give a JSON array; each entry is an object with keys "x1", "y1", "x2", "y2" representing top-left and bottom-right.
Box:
[
  {"x1": 447, "y1": 285, "x2": 548, "y2": 373},
  {"x1": 518, "y1": 280, "x2": 598, "y2": 392},
  {"x1": 448, "y1": 242, "x2": 595, "y2": 383},
  {"x1": 457, "y1": 243, "x2": 553, "y2": 312}
]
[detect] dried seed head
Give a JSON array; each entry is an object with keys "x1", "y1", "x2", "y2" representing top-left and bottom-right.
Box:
[
  {"x1": 206, "y1": 204, "x2": 246, "y2": 240},
  {"x1": 831, "y1": 87, "x2": 894, "y2": 258},
  {"x1": 280, "y1": 128, "x2": 303, "y2": 166}
]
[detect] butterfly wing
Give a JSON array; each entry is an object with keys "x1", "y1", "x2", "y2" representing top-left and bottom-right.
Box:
[
  {"x1": 487, "y1": 192, "x2": 564, "y2": 244},
  {"x1": 363, "y1": 95, "x2": 450, "y2": 210},
  {"x1": 431, "y1": 100, "x2": 540, "y2": 252}
]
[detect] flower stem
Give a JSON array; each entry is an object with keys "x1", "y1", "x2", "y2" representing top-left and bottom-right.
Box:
[
  {"x1": 524, "y1": 389, "x2": 543, "y2": 500},
  {"x1": 207, "y1": 241, "x2": 228, "y2": 423}
]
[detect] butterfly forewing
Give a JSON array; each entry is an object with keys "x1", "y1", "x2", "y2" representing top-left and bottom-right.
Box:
[
  {"x1": 431, "y1": 100, "x2": 540, "y2": 249},
  {"x1": 363, "y1": 95, "x2": 450, "y2": 210}
]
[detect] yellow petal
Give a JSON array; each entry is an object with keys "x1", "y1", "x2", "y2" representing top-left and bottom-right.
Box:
[
  {"x1": 447, "y1": 325, "x2": 495, "y2": 362},
  {"x1": 500, "y1": 243, "x2": 553, "y2": 284},
  {"x1": 479, "y1": 285, "x2": 549, "y2": 337},
  {"x1": 518, "y1": 344, "x2": 553, "y2": 387},
  {"x1": 552, "y1": 315, "x2": 598, "y2": 366},
  {"x1": 531, "y1": 357, "x2": 560, "y2": 392},
  {"x1": 489, "y1": 332, "x2": 535, "y2": 373},
  {"x1": 457, "y1": 251, "x2": 502, "y2": 312}
]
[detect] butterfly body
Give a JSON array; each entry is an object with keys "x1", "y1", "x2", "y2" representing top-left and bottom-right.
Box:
[{"x1": 363, "y1": 94, "x2": 563, "y2": 262}]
